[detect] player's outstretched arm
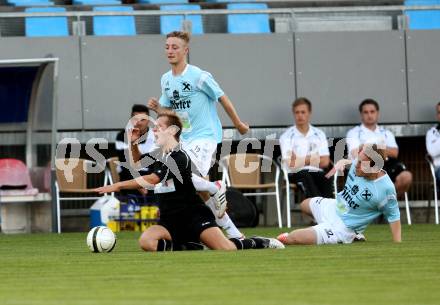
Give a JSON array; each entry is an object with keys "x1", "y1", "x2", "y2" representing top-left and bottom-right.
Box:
[
  {"x1": 325, "y1": 159, "x2": 352, "y2": 178},
  {"x1": 147, "y1": 97, "x2": 170, "y2": 114},
  {"x1": 219, "y1": 95, "x2": 249, "y2": 135},
  {"x1": 389, "y1": 220, "x2": 402, "y2": 243},
  {"x1": 94, "y1": 174, "x2": 160, "y2": 194}
]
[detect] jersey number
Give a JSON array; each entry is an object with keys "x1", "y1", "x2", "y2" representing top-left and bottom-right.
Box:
[{"x1": 325, "y1": 229, "x2": 334, "y2": 238}]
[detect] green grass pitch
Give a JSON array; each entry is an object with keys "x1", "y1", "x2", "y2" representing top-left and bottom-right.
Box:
[{"x1": 1, "y1": 224, "x2": 439, "y2": 305}]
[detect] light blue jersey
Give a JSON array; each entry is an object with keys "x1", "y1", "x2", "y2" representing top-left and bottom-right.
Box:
[
  {"x1": 336, "y1": 161, "x2": 400, "y2": 233},
  {"x1": 159, "y1": 64, "x2": 224, "y2": 143}
]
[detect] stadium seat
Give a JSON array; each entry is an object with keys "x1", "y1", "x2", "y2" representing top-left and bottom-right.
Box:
[
  {"x1": 405, "y1": 0, "x2": 440, "y2": 29},
  {"x1": 160, "y1": 4, "x2": 203, "y2": 35},
  {"x1": 7, "y1": 0, "x2": 53, "y2": 6},
  {"x1": 138, "y1": 0, "x2": 188, "y2": 4},
  {"x1": 426, "y1": 155, "x2": 439, "y2": 224},
  {"x1": 0, "y1": 159, "x2": 38, "y2": 197},
  {"x1": 227, "y1": 3, "x2": 270, "y2": 34},
  {"x1": 93, "y1": 6, "x2": 136, "y2": 36},
  {"x1": 219, "y1": 153, "x2": 282, "y2": 228},
  {"x1": 25, "y1": 7, "x2": 69, "y2": 37},
  {"x1": 405, "y1": 0, "x2": 440, "y2": 4},
  {"x1": 55, "y1": 158, "x2": 105, "y2": 233},
  {"x1": 104, "y1": 157, "x2": 120, "y2": 185},
  {"x1": 278, "y1": 156, "x2": 296, "y2": 228}
]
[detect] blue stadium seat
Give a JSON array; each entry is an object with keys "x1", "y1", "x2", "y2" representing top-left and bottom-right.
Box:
[
  {"x1": 73, "y1": 0, "x2": 121, "y2": 5},
  {"x1": 25, "y1": 7, "x2": 69, "y2": 37},
  {"x1": 93, "y1": 6, "x2": 136, "y2": 36},
  {"x1": 227, "y1": 3, "x2": 270, "y2": 34},
  {"x1": 405, "y1": 0, "x2": 440, "y2": 29},
  {"x1": 405, "y1": 0, "x2": 440, "y2": 4},
  {"x1": 8, "y1": 0, "x2": 53, "y2": 6},
  {"x1": 138, "y1": 0, "x2": 188, "y2": 4},
  {"x1": 160, "y1": 4, "x2": 203, "y2": 35}
]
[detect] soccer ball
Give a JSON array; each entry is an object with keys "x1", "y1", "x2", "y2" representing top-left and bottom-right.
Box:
[{"x1": 87, "y1": 226, "x2": 117, "y2": 253}]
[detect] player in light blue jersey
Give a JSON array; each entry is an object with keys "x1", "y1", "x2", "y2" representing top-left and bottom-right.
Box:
[
  {"x1": 277, "y1": 144, "x2": 401, "y2": 245},
  {"x1": 158, "y1": 64, "x2": 223, "y2": 143},
  {"x1": 147, "y1": 31, "x2": 249, "y2": 239}
]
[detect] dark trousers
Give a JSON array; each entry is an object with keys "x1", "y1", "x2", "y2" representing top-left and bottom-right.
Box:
[
  {"x1": 288, "y1": 169, "x2": 334, "y2": 198},
  {"x1": 435, "y1": 167, "x2": 440, "y2": 190}
]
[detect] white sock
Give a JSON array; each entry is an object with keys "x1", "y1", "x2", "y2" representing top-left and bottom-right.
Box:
[
  {"x1": 216, "y1": 213, "x2": 243, "y2": 239},
  {"x1": 191, "y1": 174, "x2": 218, "y2": 195},
  {"x1": 205, "y1": 197, "x2": 242, "y2": 239}
]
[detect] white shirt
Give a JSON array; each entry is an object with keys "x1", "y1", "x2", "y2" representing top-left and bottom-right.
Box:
[
  {"x1": 279, "y1": 125, "x2": 329, "y2": 173},
  {"x1": 426, "y1": 126, "x2": 440, "y2": 167},
  {"x1": 346, "y1": 124, "x2": 398, "y2": 159}
]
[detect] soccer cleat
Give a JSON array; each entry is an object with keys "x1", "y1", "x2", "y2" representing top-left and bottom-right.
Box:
[
  {"x1": 353, "y1": 233, "x2": 366, "y2": 242},
  {"x1": 277, "y1": 232, "x2": 289, "y2": 244},
  {"x1": 212, "y1": 180, "x2": 227, "y2": 218},
  {"x1": 253, "y1": 236, "x2": 285, "y2": 249}
]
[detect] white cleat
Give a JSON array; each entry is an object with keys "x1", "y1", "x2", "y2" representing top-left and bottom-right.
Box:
[
  {"x1": 253, "y1": 236, "x2": 285, "y2": 249},
  {"x1": 212, "y1": 180, "x2": 227, "y2": 218},
  {"x1": 353, "y1": 233, "x2": 366, "y2": 242}
]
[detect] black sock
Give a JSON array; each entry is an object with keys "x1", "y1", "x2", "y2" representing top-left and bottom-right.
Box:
[
  {"x1": 229, "y1": 238, "x2": 257, "y2": 250},
  {"x1": 249, "y1": 237, "x2": 266, "y2": 249},
  {"x1": 156, "y1": 239, "x2": 183, "y2": 251}
]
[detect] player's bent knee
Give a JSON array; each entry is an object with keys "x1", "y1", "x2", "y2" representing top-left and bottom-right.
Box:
[
  {"x1": 138, "y1": 235, "x2": 158, "y2": 252},
  {"x1": 300, "y1": 198, "x2": 312, "y2": 214},
  {"x1": 398, "y1": 171, "x2": 412, "y2": 184},
  {"x1": 300, "y1": 198, "x2": 310, "y2": 208},
  {"x1": 403, "y1": 171, "x2": 413, "y2": 184}
]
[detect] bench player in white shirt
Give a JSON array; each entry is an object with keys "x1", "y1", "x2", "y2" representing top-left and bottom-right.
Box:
[
  {"x1": 115, "y1": 104, "x2": 157, "y2": 184},
  {"x1": 426, "y1": 102, "x2": 440, "y2": 190},
  {"x1": 346, "y1": 99, "x2": 412, "y2": 197},
  {"x1": 279, "y1": 97, "x2": 333, "y2": 199}
]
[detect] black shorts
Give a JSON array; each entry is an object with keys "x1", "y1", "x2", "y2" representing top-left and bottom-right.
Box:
[
  {"x1": 158, "y1": 205, "x2": 217, "y2": 244},
  {"x1": 383, "y1": 158, "x2": 407, "y2": 182}
]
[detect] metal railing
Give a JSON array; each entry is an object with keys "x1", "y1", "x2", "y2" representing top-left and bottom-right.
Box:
[
  {"x1": 0, "y1": 5, "x2": 438, "y2": 22},
  {"x1": 0, "y1": 4, "x2": 437, "y2": 36}
]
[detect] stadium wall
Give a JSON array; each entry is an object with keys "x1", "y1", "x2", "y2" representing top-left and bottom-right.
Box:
[{"x1": 0, "y1": 30, "x2": 439, "y2": 133}]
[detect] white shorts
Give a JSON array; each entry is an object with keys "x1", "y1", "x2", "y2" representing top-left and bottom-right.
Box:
[
  {"x1": 309, "y1": 197, "x2": 356, "y2": 245},
  {"x1": 182, "y1": 139, "x2": 217, "y2": 177}
]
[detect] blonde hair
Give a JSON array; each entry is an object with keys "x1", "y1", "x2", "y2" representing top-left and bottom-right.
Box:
[{"x1": 166, "y1": 31, "x2": 191, "y2": 44}]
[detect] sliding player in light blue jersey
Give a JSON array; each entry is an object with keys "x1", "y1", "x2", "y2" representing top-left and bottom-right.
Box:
[
  {"x1": 277, "y1": 143, "x2": 401, "y2": 245},
  {"x1": 147, "y1": 31, "x2": 249, "y2": 239}
]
